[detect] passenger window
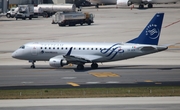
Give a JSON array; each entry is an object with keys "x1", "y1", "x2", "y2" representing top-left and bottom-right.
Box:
[
  {"x1": 53, "y1": 47, "x2": 55, "y2": 49},
  {"x1": 45, "y1": 47, "x2": 47, "y2": 49},
  {"x1": 49, "y1": 47, "x2": 51, "y2": 49}
]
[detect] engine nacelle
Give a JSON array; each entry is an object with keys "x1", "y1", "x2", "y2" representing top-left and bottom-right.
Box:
[
  {"x1": 116, "y1": 0, "x2": 132, "y2": 6},
  {"x1": 49, "y1": 57, "x2": 68, "y2": 67}
]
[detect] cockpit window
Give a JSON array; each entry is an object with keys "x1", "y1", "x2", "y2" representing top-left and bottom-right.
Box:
[{"x1": 19, "y1": 45, "x2": 25, "y2": 49}]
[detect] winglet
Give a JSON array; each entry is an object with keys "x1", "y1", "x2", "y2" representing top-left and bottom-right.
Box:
[
  {"x1": 66, "y1": 47, "x2": 73, "y2": 56},
  {"x1": 127, "y1": 13, "x2": 164, "y2": 45}
]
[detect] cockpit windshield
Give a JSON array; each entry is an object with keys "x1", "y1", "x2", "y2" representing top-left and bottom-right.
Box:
[{"x1": 19, "y1": 45, "x2": 25, "y2": 49}]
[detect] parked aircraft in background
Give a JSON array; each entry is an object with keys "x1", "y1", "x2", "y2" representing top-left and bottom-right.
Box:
[
  {"x1": 88, "y1": 0, "x2": 179, "y2": 8},
  {"x1": 117, "y1": 0, "x2": 180, "y2": 9},
  {"x1": 12, "y1": 13, "x2": 167, "y2": 70},
  {"x1": 88, "y1": 0, "x2": 116, "y2": 8}
]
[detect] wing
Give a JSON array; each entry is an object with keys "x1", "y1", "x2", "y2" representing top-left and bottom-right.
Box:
[
  {"x1": 64, "y1": 54, "x2": 102, "y2": 63},
  {"x1": 61, "y1": 47, "x2": 102, "y2": 64}
]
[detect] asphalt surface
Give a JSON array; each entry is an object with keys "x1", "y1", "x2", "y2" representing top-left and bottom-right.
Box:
[
  {"x1": 1, "y1": 97, "x2": 180, "y2": 110},
  {"x1": 0, "y1": 65, "x2": 180, "y2": 89},
  {"x1": 1, "y1": 3, "x2": 180, "y2": 110}
]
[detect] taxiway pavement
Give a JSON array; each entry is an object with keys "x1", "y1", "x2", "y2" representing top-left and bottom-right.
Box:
[
  {"x1": 0, "y1": 65, "x2": 180, "y2": 88},
  {"x1": 0, "y1": 4, "x2": 180, "y2": 88},
  {"x1": 0, "y1": 97, "x2": 180, "y2": 110}
]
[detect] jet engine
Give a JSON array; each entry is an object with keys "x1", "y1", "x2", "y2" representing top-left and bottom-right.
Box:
[
  {"x1": 49, "y1": 57, "x2": 68, "y2": 67},
  {"x1": 116, "y1": 0, "x2": 132, "y2": 6}
]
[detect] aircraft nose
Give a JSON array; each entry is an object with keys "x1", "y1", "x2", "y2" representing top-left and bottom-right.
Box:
[
  {"x1": 12, "y1": 51, "x2": 17, "y2": 58},
  {"x1": 12, "y1": 50, "x2": 23, "y2": 59}
]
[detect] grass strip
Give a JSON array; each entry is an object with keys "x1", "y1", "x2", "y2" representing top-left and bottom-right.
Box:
[{"x1": 0, "y1": 86, "x2": 180, "y2": 99}]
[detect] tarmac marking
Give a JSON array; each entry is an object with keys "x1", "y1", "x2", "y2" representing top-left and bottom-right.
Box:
[
  {"x1": 86, "y1": 82, "x2": 100, "y2": 84},
  {"x1": 163, "y1": 19, "x2": 180, "y2": 28},
  {"x1": 21, "y1": 82, "x2": 34, "y2": 84},
  {"x1": 144, "y1": 80, "x2": 153, "y2": 82},
  {"x1": 106, "y1": 81, "x2": 119, "y2": 84},
  {"x1": 89, "y1": 72, "x2": 119, "y2": 77},
  {"x1": 62, "y1": 77, "x2": 76, "y2": 79},
  {"x1": 67, "y1": 82, "x2": 80, "y2": 86}
]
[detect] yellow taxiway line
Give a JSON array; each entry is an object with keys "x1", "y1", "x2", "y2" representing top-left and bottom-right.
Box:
[
  {"x1": 89, "y1": 72, "x2": 119, "y2": 77},
  {"x1": 67, "y1": 82, "x2": 80, "y2": 86}
]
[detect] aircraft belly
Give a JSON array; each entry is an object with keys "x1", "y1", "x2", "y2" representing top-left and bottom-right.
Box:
[
  {"x1": 89, "y1": 0, "x2": 116, "y2": 4},
  {"x1": 101, "y1": 0, "x2": 116, "y2": 4},
  {"x1": 148, "y1": 0, "x2": 178, "y2": 3},
  {"x1": 130, "y1": 0, "x2": 142, "y2": 4}
]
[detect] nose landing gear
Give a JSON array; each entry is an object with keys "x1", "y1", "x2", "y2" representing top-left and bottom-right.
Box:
[{"x1": 29, "y1": 60, "x2": 36, "y2": 68}]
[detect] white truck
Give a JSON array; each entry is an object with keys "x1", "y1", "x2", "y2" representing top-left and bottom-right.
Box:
[
  {"x1": 6, "y1": 7, "x2": 19, "y2": 18},
  {"x1": 6, "y1": 6, "x2": 41, "y2": 18},
  {"x1": 52, "y1": 12, "x2": 94, "y2": 26},
  {"x1": 37, "y1": 4, "x2": 76, "y2": 18},
  {"x1": 15, "y1": 5, "x2": 34, "y2": 20}
]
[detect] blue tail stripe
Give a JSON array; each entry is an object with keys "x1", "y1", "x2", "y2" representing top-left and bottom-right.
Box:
[{"x1": 127, "y1": 13, "x2": 164, "y2": 45}]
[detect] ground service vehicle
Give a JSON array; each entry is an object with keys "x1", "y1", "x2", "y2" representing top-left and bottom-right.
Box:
[
  {"x1": 34, "y1": 7, "x2": 43, "y2": 18},
  {"x1": 6, "y1": 6, "x2": 41, "y2": 18},
  {"x1": 6, "y1": 7, "x2": 18, "y2": 18},
  {"x1": 15, "y1": 5, "x2": 34, "y2": 20},
  {"x1": 37, "y1": 4, "x2": 76, "y2": 18},
  {"x1": 52, "y1": 12, "x2": 94, "y2": 26}
]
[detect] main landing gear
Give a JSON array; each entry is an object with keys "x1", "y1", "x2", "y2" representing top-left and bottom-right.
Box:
[
  {"x1": 91, "y1": 63, "x2": 98, "y2": 69},
  {"x1": 76, "y1": 63, "x2": 98, "y2": 70},
  {"x1": 30, "y1": 60, "x2": 36, "y2": 68}
]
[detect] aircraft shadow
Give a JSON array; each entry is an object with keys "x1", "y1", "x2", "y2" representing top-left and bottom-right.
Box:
[{"x1": 21, "y1": 65, "x2": 180, "y2": 72}]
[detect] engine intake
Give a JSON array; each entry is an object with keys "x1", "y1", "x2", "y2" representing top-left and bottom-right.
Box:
[{"x1": 49, "y1": 57, "x2": 68, "y2": 67}]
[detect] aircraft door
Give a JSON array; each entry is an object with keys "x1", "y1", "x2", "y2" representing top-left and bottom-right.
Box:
[{"x1": 31, "y1": 44, "x2": 38, "y2": 56}]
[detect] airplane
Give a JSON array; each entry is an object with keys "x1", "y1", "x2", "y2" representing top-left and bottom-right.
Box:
[
  {"x1": 117, "y1": 0, "x2": 180, "y2": 9},
  {"x1": 12, "y1": 13, "x2": 168, "y2": 70},
  {"x1": 87, "y1": 0, "x2": 117, "y2": 8}
]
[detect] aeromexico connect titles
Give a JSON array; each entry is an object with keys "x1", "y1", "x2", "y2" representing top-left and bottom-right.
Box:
[{"x1": 12, "y1": 13, "x2": 168, "y2": 70}]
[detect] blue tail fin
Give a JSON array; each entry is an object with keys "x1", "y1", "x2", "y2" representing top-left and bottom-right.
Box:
[{"x1": 127, "y1": 13, "x2": 164, "y2": 45}]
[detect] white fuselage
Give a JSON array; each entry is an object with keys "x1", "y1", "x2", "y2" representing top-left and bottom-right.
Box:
[
  {"x1": 88, "y1": 0, "x2": 117, "y2": 4},
  {"x1": 12, "y1": 41, "x2": 166, "y2": 63},
  {"x1": 129, "y1": 0, "x2": 179, "y2": 4},
  {"x1": 145, "y1": 0, "x2": 179, "y2": 4}
]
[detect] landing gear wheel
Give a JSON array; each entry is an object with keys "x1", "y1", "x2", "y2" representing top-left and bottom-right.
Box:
[
  {"x1": 30, "y1": 61, "x2": 36, "y2": 69},
  {"x1": 148, "y1": 4, "x2": 153, "y2": 8},
  {"x1": 77, "y1": 64, "x2": 84, "y2": 70},
  {"x1": 139, "y1": 4, "x2": 144, "y2": 9},
  {"x1": 31, "y1": 65, "x2": 35, "y2": 68},
  {"x1": 91, "y1": 63, "x2": 98, "y2": 69},
  {"x1": 96, "y1": 4, "x2": 99, "y2": 8}
]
